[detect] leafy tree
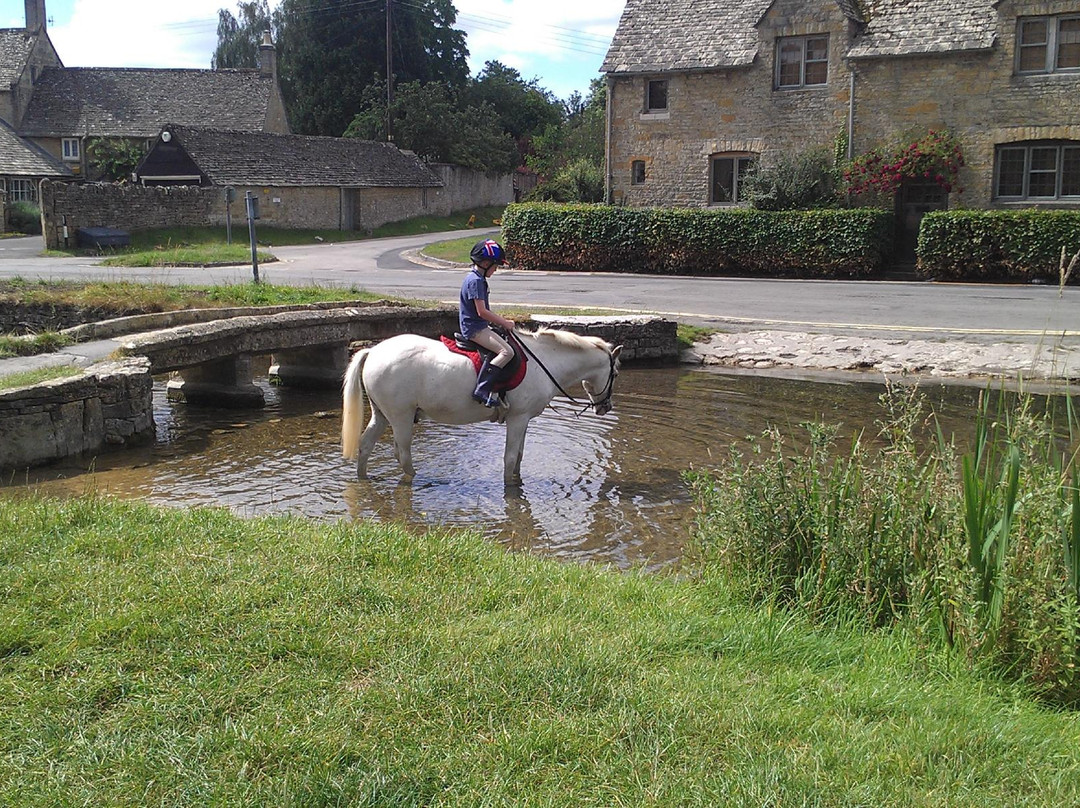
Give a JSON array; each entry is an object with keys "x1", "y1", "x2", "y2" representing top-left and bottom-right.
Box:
[
  {"x1": 86, "y1": 138, "x2": 147, "y2": 182},
  {"x1": 272, "y1": 0, "x2": 469, "y2": 136},
  {"x1": 344, "y1": 80, "x2": 517, "y2": 173},
  {"x1": 212, "y1": 0, "x2": 273, "y2": 69},
  {"x1": 526, "y1": 77, "x2": 605, "y2": 200},
  {"x1": 466, "y1": 61, "x2": 562, "y2": 145}
]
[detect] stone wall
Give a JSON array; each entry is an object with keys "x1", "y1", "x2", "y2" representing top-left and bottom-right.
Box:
[
  {"x1": 531, "y1": 315, "x2": 678, "y2": 364},
  {"x1": 0, "y1": 357, "x2": 155, "y2": 471},
  {"x1": 429, "y1": 164, "x2": 514, "y2": 212},
  {"x1": 40, "y1": 181, "x2": 218, "y2": 249},
  {"x1": 606, "y1": 0, "x2": 1080, "y2": 211}
]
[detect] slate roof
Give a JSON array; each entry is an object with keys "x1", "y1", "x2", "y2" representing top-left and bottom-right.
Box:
[
  {"x1": 601, "y1": 0, "x2": 775, "y2": 74},
  {"x1": 153, "y1": 125, "x2": 444, "y2": 188},
  {"x1": 0, "y1": 28, "x2": 35, "y2": 87},
  {"x1": 601, "y1": 0, "x2": 998, "y2": 74},
  {"x1": 0, "y1": 117, "x2": 71, "y2": 177},
  {"x1": 17, "y1": 67, "x2": 278, "y2": 138},
  {"x1": 847, "y1": 0, "x2": 998, "y2": 58}
]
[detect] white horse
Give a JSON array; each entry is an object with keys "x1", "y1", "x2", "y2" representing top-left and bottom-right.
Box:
[{"x1": 342, "y1": 328, "x2": 622, "y2": 485}]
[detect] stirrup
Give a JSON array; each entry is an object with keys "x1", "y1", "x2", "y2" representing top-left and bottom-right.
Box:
[{"x1": 472, "y1": 391, "x2": 503, "y2": 408}]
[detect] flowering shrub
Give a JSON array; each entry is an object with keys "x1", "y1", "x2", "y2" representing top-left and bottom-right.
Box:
[{"x1": 844, "y1": 130, "x2": 964, "y2": 196}]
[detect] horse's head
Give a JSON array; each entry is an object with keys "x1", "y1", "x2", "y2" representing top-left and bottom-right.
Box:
[{"x1": 582, "y1": 344, "x2": 622, "y2": 416}]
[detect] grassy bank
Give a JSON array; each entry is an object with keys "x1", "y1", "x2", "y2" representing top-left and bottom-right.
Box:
[
  {"x1": 0, "y1": 364, "x2": 81, "y2": 391},
  {"x1": 2, "y1": 494, "x2": 1079, "y2": 805}
]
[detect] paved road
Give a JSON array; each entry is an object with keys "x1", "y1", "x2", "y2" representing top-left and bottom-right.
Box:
[{"x1": 2, "y1": 231, "x2": 1077, "y2": 343}]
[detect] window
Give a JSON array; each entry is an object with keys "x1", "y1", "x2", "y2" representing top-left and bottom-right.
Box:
[
  {"x1": 646, "y1": 79, "x2": 668, "y2": 112},
  {"x1": 631, "y1": 160, "x2": 646, "y2": 185},
  {"x1": 995, "y1": 142, "x2": 1080, "y2": 200},
  {"x1": 61, "y1": 137, "x2": 80, "y2": 162},
  {"x1": 776, "y1": 35, "x2": 829, "y2": 88},
  {"x1": 1017, "y1": 15, "x2": 1080, "y2": 73},
  {"x1": 710, "y1": 153, "x2": 756, "y2": 204},
  {"x1": 7, "y1": 179, "x2": 37, "y2": 203}
]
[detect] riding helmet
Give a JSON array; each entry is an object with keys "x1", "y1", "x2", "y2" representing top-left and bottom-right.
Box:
[{"x1": 470, "y1": 239, "x2": 506, "y2": 266}]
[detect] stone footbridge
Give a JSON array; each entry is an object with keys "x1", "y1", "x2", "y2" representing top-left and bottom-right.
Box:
[{"x1": 1, "y1": 303, "x2": 676, "y2": 470}]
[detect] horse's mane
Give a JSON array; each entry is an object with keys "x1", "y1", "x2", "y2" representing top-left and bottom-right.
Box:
[{"x1": 525, "y1": 326, "x2": 613, "y2": 355}]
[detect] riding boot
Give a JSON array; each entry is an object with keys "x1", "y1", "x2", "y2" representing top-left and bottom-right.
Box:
[{"x1": 472, "y1": 360, "x2": 502, "y2": 408}]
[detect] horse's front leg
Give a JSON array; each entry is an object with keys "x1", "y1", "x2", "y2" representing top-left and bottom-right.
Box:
[{"x1": 503, "y1": 414, "x2": 530, "y2": 486}]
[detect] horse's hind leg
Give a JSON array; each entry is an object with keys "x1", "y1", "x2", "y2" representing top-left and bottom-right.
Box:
[
  {"x1": 387, "y1": 411, "x2": 417, "y2": 481},
  {"x1": 356, "y1": 407, "x2": 389, "y2": 479}
]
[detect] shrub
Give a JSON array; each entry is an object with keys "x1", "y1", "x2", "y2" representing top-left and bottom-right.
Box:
[
  {"x1": 688, "y1": 386, "x2": 1080, "y2": 706},
  {"x1": 502, "y1": 202, "x2": 894, "y2": 277},
  {"x1": 527, "y1": 158, "x2": 605, "y2": 203},
  {"x1": 918, "y1": 209, "x2": 1080, "y2": 282},
  {"x1": 845, "y1": 129, "x2": 965, "y2": 197},
  {"x1": 743, "y1": 147, "x2": 841, "y2": 211},
  {"x1": 7, "y1": 201, "x2": 41, "y2": 235}
]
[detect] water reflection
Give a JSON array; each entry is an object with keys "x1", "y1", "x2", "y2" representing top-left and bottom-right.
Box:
[{"x1": 0, "y1": 367, "x2": 1021, "y2": 570}]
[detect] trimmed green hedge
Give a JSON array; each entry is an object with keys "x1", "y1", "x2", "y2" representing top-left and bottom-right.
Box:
[
  {"x1": 918, "y1": 210, "x2": 1080, "y2": 283},
  {"x1": 501, "y1": 203, "x2": 894, "y2": 278}
]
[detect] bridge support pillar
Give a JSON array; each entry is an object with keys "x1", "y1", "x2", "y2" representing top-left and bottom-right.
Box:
[
  {"x1": 166, "y1": 355, "x2": 265, "y2": 408},
  {"x1": 269, "y1": 344, "x2": 348, "y2": 389}
]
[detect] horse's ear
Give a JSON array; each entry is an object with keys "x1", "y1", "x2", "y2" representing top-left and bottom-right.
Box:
[{"x1": 612, "y1": 345, "x2": 623, "y2": 361}]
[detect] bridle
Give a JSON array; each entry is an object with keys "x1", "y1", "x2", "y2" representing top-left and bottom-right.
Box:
[{"x1": 514, "y1": 335, "x2": 618, "y2": 416}]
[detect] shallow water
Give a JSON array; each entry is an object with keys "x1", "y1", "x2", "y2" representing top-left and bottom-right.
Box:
[{"x1": 2, "y1": 367, "x2": 992, "y2": 570}]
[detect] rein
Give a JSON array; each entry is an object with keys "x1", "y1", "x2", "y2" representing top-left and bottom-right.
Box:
[{"x1": 514, "y1": 333, "x2": 617, "y2": 416}]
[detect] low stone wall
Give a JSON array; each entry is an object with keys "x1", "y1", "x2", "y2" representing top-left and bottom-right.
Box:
[
  {"x1": 0, "y1": 357, "x2": 155, "y2": 471},
  {"x1": 531, "y1": 315, "x2": 678, "y2": 364}
]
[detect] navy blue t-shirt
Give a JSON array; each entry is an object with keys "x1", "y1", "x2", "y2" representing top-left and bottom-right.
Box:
[{"x1": 459, "y1": 268, "x2": 490, "y2": 337}]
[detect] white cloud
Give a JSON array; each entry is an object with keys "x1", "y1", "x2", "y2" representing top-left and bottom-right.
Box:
[{"x1": 48, "y1": 0, "x2": 234, "y2": 68}]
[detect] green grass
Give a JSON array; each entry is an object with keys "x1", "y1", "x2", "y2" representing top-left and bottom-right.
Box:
[
  {"x1": 98, "y1": 244, "x2": 276, "y2": 268},
  {"x1": 0, "y1": 330, "x2": 73, "y2": 359},
  {"x1": 0, "y1": 365, "x2": 81, "y2": 390},
  {"x1": 0, "y1": 280, "x2": 411, "y2": 314},
  {"x1": 421, "y1": 236, "x2": 476, "y2": 264},
  {"x1": 1, "y1": 494, "x2": 1080, "y2": 806}
]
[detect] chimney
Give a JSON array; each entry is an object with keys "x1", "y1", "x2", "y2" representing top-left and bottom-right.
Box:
[
  {"x1": 24, "y1": 0, "x2": 46, "y2": 32},
  {"x1": 259, "y1": 30, "x2": 277, "y2": 78}
]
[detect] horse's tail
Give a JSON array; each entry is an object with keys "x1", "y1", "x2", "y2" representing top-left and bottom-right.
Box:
[{"x1": 341, "y1": 348, "x2": 370, "y2": 462}]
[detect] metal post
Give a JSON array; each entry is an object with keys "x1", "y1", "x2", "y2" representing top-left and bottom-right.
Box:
[
  {"x1": 245, "y1": 191, "x2": 260, "y2": 283},
  {"x1": 386, "y1": 0, "x2": 393, "y2": 142}
]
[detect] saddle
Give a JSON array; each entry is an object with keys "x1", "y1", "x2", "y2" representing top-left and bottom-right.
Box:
[{"x1": 440, "y1": 332, "x2": 528, "y2": 393}]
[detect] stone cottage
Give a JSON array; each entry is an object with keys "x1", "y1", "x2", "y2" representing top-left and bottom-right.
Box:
[{"x1": 602, "y1": 0, "x2": 1080, "y2": 253}]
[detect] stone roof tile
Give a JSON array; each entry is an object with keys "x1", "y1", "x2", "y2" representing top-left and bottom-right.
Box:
[
  {"x1": 0, "y1": 117, "x2": 72, "y2": 177},
  {"x1": 602, "y1": 0, "x2": 998, "y2": 73},
  {"x1": 0, "y1": 28, "x2": 34, "y2": 87},
  {"x1": 848, "y1": 0, "x2": 998, "y2": 58},
  {"x1": 18, "y1": 67, "x2": 277, "y2": 137},
  {"x1": 162, "y1": 125, "x2": 444, "y2": 188}
]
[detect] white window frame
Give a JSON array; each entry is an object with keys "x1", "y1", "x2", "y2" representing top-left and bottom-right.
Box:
[
  {"x1": 8, "y1": 178, "x2": 38, "y2": 203},
  {"x1": 1016, "y1": 15, "x2": 1080, "y2": 74},
  {"x1": 61, "y1": 137, "x2": 81, "y2": 162},
  {"x1": 775, "y1": 35, "x2": 829, "y2": 89},
  {"x1": 994, "y1": 141, "x2": 1080, "y2": 201},
  {"x1": 709, "y1": 153, "x2": 756, "y2": 205}
]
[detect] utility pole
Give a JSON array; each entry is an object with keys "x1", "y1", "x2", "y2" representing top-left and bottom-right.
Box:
[{"x1": 385, "y1": 0, "x2": 393, "y2": 142}]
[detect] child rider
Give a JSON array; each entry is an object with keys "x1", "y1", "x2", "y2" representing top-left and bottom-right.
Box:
[{"x1": 459, "y1": 239, "x2": 516, "y2": 407}]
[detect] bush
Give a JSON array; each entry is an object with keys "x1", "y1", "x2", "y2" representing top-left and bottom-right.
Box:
[
  {"x1": 502, "y1": 202, "x2": 894, "y2": 277},
  {"x1": 6, "y1": 201, "x2": 41, "y2": 235},
  {"x1": 743, "y1": 147, "x2": 841, "y2": 211},
  {"x1": 526, "y1": 158, "x2": 605, "y2": 203},
  {"x1": 688, "y1": 386, "x2": 1080, "y2": 706},
  {"x1": 918, "y1": 209, "x2": 1080, "y2": 282}
]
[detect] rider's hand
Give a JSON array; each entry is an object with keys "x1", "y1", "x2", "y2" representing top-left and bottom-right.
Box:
[{"x1": 504, "y1": 319, "x2": 516, "y2": 331}]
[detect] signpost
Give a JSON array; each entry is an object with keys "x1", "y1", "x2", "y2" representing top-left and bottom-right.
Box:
[{"x1": 245, "y1": 190, "x2": 260, "y2": 283}]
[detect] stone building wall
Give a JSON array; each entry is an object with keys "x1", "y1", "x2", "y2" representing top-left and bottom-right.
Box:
[{"x1": 607, "y1": 0, "x2": 1080, "y2": 211}]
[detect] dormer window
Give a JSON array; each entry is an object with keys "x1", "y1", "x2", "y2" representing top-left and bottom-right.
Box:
[
  {"x1": 1017, "y1": 15, "x2": 1080, "y2": 74},
  {"x1": 62, "y1": 138, "x2": 80, "y2": 162},
  {"x1": 646, "y1": 79, "x2": 668, "y2": 113},
  {"x1": 776, "y1": 35, "x2": 829, "y2": 89}
]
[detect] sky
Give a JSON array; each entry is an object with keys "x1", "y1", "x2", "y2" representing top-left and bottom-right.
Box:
[{"x1": 0, "y1": 0, "x2": 624, "y2": 101}]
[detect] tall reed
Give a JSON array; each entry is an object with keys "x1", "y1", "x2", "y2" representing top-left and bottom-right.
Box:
[{"x1": 689, "y1": 384, "x2": 1080, "y2": 705}]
